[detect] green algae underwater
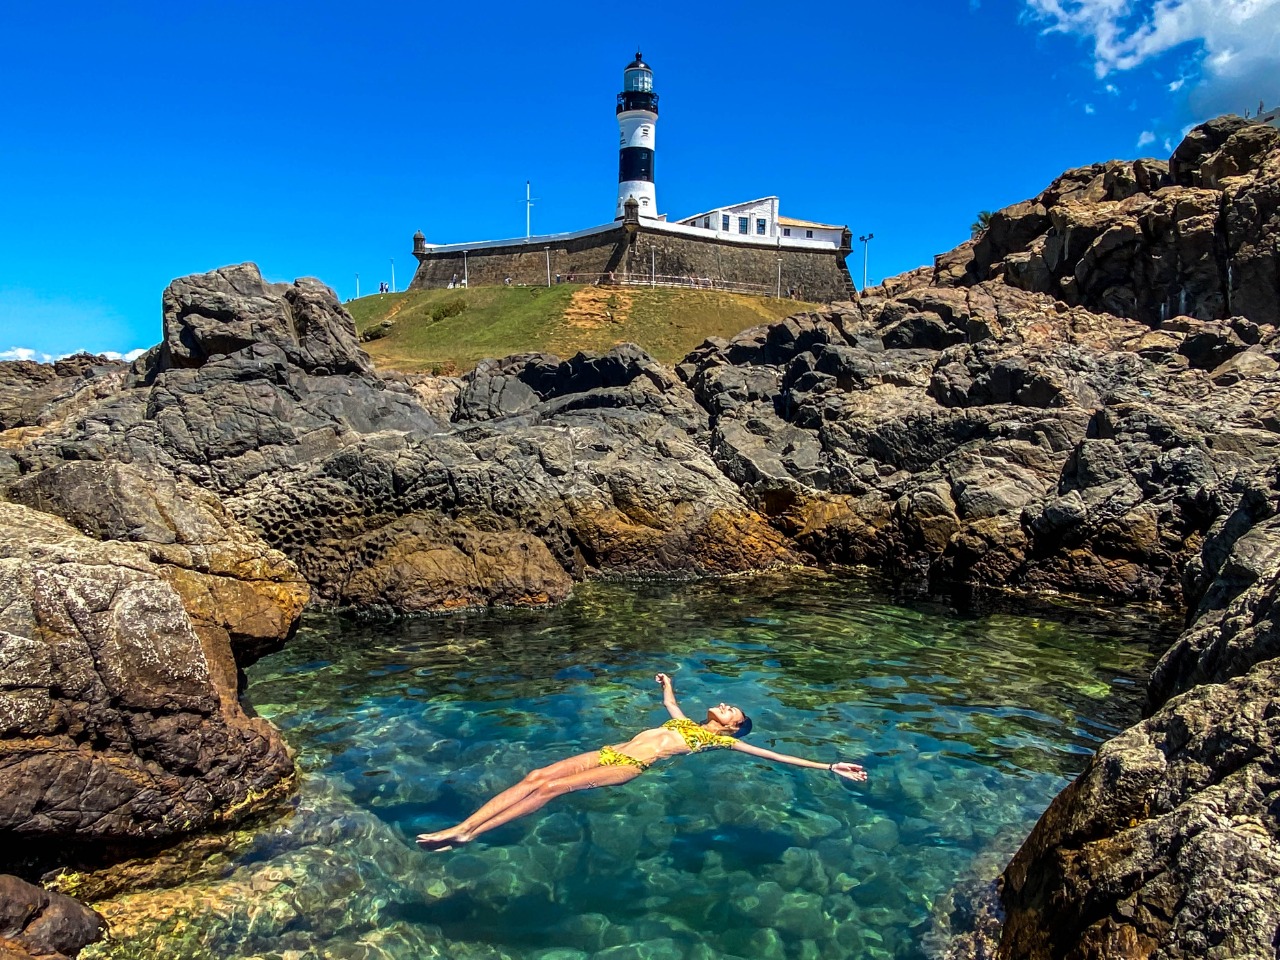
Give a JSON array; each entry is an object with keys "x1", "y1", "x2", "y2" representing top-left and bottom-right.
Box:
[{"x1": 83, "y1": 572, "x2": 1172, "y2": 960}]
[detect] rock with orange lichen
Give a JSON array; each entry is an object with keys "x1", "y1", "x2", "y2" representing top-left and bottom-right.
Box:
[{"x1": 7, "y1": 460, "x2": 308, "y2": 671}]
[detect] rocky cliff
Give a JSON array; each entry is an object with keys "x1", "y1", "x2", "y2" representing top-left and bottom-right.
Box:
[{"x1": 0, "y1": 117, "x2": 1276, "y2": 956}]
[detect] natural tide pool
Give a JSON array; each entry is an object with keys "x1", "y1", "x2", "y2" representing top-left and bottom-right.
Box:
[{"x1": 85, "y1": 572, "x2": 1172, "y2": 960}]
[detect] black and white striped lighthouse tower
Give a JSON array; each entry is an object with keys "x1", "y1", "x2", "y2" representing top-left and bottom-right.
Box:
[{"x1": 615, "y1": 52, "x2": 658, "y2": 220}]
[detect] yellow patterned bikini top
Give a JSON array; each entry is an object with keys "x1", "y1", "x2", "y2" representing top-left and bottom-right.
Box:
[{"x1": 663, "y1": 717, "x2": 737, "y2": 752}]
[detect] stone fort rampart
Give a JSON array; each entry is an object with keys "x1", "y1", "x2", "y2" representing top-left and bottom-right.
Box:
[{"x1": 410, "y1": 215, "x2": 855, "y2": 303}]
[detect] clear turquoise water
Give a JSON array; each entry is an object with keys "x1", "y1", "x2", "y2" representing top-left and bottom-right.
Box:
[{"x1": 87, "y1": 573, "x2": 1169, "y2": 960}]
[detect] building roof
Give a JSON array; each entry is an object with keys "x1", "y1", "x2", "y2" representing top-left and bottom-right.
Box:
[{"x1": 778, "y1": 215, "x2": 843, "y2": 230}]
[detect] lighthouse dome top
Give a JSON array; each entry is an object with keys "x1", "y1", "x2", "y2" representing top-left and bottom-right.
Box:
[{"x1": 623, "y1": 52, "x2": 653, "y2": 94}]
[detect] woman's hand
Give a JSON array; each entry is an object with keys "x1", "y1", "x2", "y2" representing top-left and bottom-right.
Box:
[
  {"x1": 830, "y1": 761, "x2": 867, "y2": 782},
  {"x1": 654, "y1": 673, "x2": 673, "y2": 688}
]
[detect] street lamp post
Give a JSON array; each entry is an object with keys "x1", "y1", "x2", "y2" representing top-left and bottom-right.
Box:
[
  {"x1": 463, "y1": 251, "x2": 469, "y2": 288},
  {"x1": 390, "y1": 258, "x2": 396, "y2": 294},
  {"x1": 858, "y1": 234, "x2": 874, "y2": 291},
  {"x1": 545, "y1": 246, "x2": 551, "y2": 288},
  {"x1": 776, "y1": 257, "x2": 782, "y2": 298},
  {"x1": 355, "y1": 273, "x2": 360, "y2": 299}
]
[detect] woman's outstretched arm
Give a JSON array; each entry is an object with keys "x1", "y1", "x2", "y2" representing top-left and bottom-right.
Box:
[
  {"x1": 654, "y1": 673, "x2": 687, "y2": 720},
  {"x1": 731, "y1": 740, "x2": 867, "y2": 781}
]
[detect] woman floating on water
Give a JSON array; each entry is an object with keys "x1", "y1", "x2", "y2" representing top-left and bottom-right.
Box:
[{"x1": 416, "y1": 672, "x2": 867, "y2": 850}]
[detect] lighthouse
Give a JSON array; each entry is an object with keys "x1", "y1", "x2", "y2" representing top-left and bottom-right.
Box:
[{"x1": 615, "y1": 52, "x2": 659, "y2": 220}]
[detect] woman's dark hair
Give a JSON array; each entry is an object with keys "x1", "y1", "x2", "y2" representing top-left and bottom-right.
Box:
[{"x1": 734, "y1": 715, "x2": 753, "y2": 739}]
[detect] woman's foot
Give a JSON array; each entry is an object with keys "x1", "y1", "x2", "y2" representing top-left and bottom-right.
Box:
[{"x1": 416, "y1": 830, "x2": 466, "y2": 852}]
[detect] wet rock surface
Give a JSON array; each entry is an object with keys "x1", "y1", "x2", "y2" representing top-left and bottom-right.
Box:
[
  {"x1": 0, "y1": 873, "x2": 102, "y2": 959},
  {"x1": 999, "y1": 636, "x2": 1280, "y2": 958},
  {"x1": 0, "y1": 502, "x2": 295, "y2": 856}
]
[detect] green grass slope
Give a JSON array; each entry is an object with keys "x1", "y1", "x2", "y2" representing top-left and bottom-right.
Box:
[{"x1": 345, "y1": 284, "x2": 819, "y2": 374}]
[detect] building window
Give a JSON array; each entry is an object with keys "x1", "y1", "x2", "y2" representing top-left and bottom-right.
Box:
[
  {"x1": 806, "y1": 230, "x2": 814, "y2": 238},
  {"x1": 756, "y1": 218, "x2": 766, "y2": 235},
  {"x1": 703, "y1": 217, "x2": 710, "y2": 228},
  {"x1": 721, "y1": 214, "x2": 729, "y2": 230},
  {"x1": 738, "y1": 216, "x2": 749, "y2": 234},
  {"x1": 783, "y1": 228, "x2": 791, "y2": 237}
]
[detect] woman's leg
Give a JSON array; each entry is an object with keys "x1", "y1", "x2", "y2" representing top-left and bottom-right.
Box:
[
  {"x1": 417, "y1": 750, "x2": 601, "y2": 847},
  {"x1": 449, "y1": 763, "x2": 642, "y2": 844}
]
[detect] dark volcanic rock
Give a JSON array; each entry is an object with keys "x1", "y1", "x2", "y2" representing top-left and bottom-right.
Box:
[
  {"x1": 0, "y1": 502, "x2": 294, "y2": 856},
  {"x1": 8, "y1": 271, "x2": 792, "y2": 613},
  {"x1": 155, "y1": 263, "x2": 375, "y2": 377},
  {"x1": 0, "y1": 874, "x2": 102, "y2": 959},
  {"x1": 232, "y1": 353, "x2": 793, "y2": 608},
  {"x1": 0, "y1": 356, "x2": 128, "y2": 435},
  {"x1": 967, "y1": 118, "x2": 1280, "y2": 328},
  {"x1": 999, "y1": 632, "x2": 1280, "y2": 959},
  {"x1": 681, "y1": 277, "x2": 1280, "y2": 603}
]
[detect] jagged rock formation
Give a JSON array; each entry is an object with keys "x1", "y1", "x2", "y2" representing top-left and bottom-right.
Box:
[
  {"x1": 998, "y1": 531, "x2": 1280, "y2": 958},
  {"x1": 679, "y1": 288, "x2": 1277, "y2": 605},
  {"x1": 970, "y1": 115, "x2": 1279, "y2": 327},
  {"x1": 7, "y1": 461, "x2": 310, "y2": 669},
  {"x1": 9, "y1": 266, "x2": 795, "y2": 611},
  {"x1": 232, "y1": 344, "x2": 794, "y2": 609},
  {"x1": 0, "y1": 119, "x2": 1275, "y2": 956},
  {"x1": 0, "y1": 502, "x2": 295, "y2": 857},
  {"x1": 155, "y1": 263, "x2": 377, "y2": 377},
  {"x1": 0, "y1": 357, "x2": 128, "y2": 465}
]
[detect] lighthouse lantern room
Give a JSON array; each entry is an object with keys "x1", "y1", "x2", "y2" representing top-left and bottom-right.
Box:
[{"x1": 615, "y1": 52, "x2": 659, "y2": 220}]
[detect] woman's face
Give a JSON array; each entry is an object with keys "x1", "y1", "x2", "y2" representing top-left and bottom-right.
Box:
[{"x1": 706, "y1": 703, "x2": 745, "y2": 731}]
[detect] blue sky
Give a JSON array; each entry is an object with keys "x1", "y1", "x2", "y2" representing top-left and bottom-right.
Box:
[{"x1": 2, "y1": 0, "x2": 1277, "y2": 360}]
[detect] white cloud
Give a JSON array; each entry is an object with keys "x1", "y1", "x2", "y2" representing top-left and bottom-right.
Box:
[
  {"x1": 1164, "y1": 137, "x2": 1174, "y2": 150},
  {"x1": 0, "y1": 347, "x2": 51, "y2": 363},
  {"x1": 1168, "y1": 77, "x2": 1186, "y2": 90},
  {"x1": 1085, "y1": 102, "x2": 1097, "y2": 113},
  {"x1": 1137, "y1": 130, "x2": 1157, "y2": 146},
  {"x1": 1025, "y1": 0, "x2": 1280, "y2": 114},
  {"x1": 0, "y1": 346, "x2": 145, "y2": 364},
  {"x1": 1105, "y1": 82, "x2": 1121, "y2": 94}
]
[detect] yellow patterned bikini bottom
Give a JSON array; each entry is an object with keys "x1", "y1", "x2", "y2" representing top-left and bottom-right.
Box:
[{"x1": 598, "y1": 746, "x2": 650, "y2": 772}]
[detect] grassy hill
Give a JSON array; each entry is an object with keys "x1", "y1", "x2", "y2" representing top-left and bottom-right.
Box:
[{"x1": 345, "y1": 284, "x2": 819, "y2": 374}]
